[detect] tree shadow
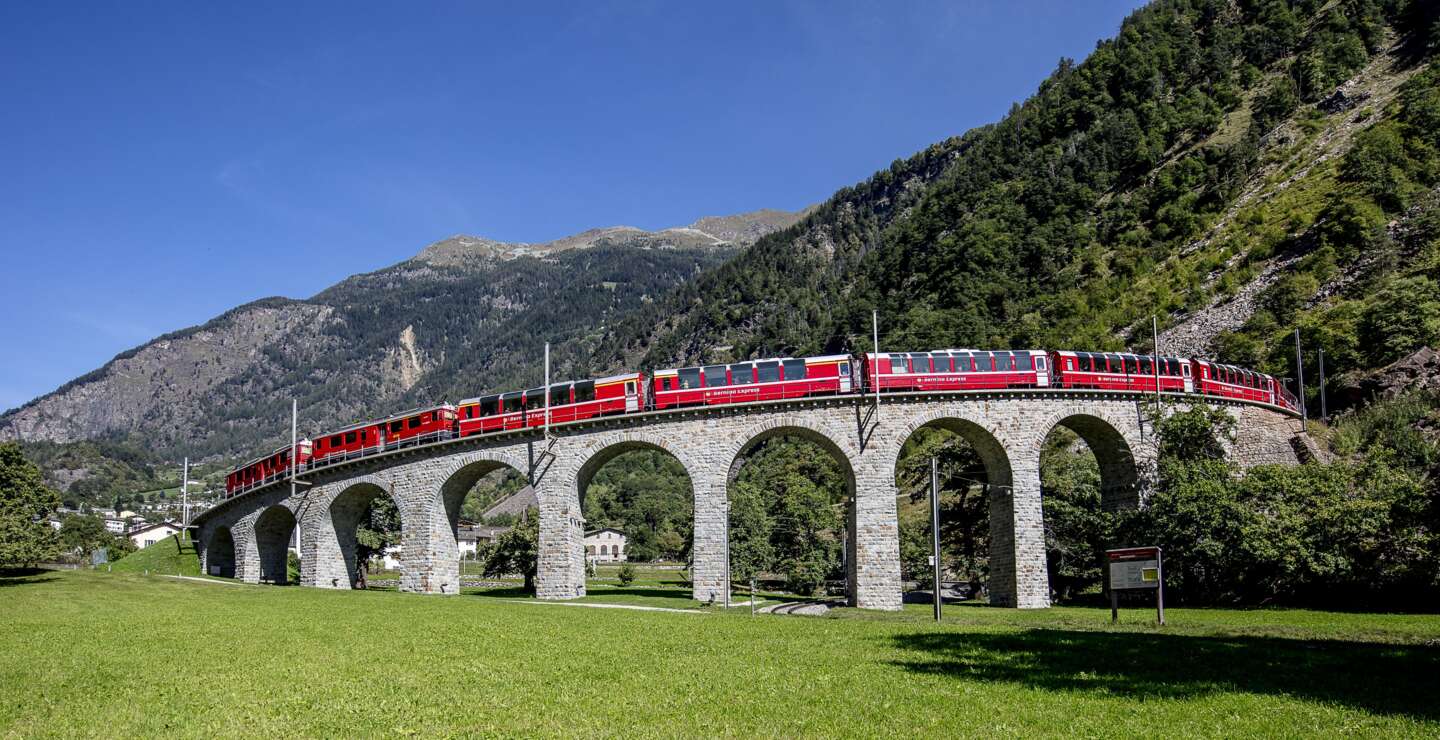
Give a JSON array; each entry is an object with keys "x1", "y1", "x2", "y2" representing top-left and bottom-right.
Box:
[
  {"x1": 889, "y1": 629, "x2": 1440, "y2": 721},
  {"x1": 0, "y1": 569, "x2": 59, "y2": 587}
]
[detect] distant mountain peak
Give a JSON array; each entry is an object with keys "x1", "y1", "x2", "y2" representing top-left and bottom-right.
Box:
[{"x1": 415, "y1": 207, "x2": 806, "y2": 267}]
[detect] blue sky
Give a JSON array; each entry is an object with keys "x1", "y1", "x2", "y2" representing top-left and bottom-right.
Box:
[{"x1": 0, "y1": 1, "x2": 1147, "y2": 412}]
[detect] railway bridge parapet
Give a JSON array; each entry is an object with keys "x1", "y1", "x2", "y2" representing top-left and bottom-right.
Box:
[{"x1": 192, "y1": 391, "x2": 1302, "y2": 610}]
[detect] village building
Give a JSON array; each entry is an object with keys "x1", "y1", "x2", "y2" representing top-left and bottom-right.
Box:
[
  {"x1": 584, "y1": 528, "x2": 627, "y2": 563},
  {"x1": 457, "y1": 524, "x2": 510, "y2": 559},
  {"x1": 127, "y1": 521, "x2": 183, "y2": 549}
]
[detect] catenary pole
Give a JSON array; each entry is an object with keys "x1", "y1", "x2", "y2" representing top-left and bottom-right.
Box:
[
  {"x1": 1318, "y1": 348, "x2": 1327, "y2": 421},
  {"x1": 181, "y1": 457, "x2": 189, "y2": 531},
  {"x1": 544, "y1": 342, "x2": 551, "y2": 439},
  {"x1": 931, "y1": 456, "x2": 942, "y2": 622},
  {"x1": 291, "y1": 399, "x2": 300, "y2": 564},
  {"x1": 872, "y1": 310, "x2": 881, "y2": 423},
  {"x1": 1152, "y1": 315, "x2": 1162, "y2": 405},
  {"x1": 1294, "y1": 329, "x2": 1307, "y2": 425}
]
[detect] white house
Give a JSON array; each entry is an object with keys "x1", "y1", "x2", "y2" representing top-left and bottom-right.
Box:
[
  {"x1": 103, "y1": 518, "x2": 127, "y2": 534},
  {"x1": 128, "y1": 520, "x2": 183, "y2": 549},
  {"x1": 584, "y1": 528, "x2": 627, "y2": 563},
  {"x1": 457, "y1": 525, "x2": 509, "y2": 559}
]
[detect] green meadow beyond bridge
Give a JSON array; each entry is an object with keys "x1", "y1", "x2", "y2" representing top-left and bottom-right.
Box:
[{"x1": 192, "y1": 390, "x2": 1303, "y2": 609}]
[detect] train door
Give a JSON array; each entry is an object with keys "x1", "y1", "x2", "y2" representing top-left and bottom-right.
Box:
[
  {"x1": 1181, "y1": 362, "x2": 1193, "y2": 393},
  {"x1": 839, "y1": 360, "x2": 852, "y2": 393},
  {"x1": 625, "y1": 380, "x2": 639, "y2": 412},
  {"x1": 1034, "y1": 353, "x2": 1050, "y2": 386}
]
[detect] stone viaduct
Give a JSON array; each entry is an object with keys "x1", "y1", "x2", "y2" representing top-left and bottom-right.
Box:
[{"x1": 191, "y1": 390, "x2": 1303, "y2": 610}]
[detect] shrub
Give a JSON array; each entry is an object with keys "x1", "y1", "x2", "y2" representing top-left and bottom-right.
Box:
[{"x1": 617, "y1": 563, "x2": 636, "y2": 586}]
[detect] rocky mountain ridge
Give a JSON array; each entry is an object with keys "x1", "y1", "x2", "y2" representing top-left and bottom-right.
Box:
[
  {"x1": 0, "y1": 208, "x2": 803, "y2": 462},
  {"x1": 414, "y1": 208, "x2": 804, "y2": 267}
]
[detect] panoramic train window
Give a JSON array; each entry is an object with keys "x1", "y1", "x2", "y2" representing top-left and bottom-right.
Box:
[
  {"x1": 574, "y1": 382, "x2": 595, "y2": 403},
  {"x1": 704, "y1": 365, "x2": 728, "y2": 387},
  {"x1": 781, "y1": 359, "x2": 805, "y2": 380},
  {"x1": 756, "y1": 361, "x2": 780, "y2": 383},
  {"x1": 678, "y1": 368, "x2": 700, "y2": 389},
  {"x1": 991, "y1": 352, "x2": 1009, "y2": 371},
  {"x1": 932, "y1": 353, "x2": 953, "y2": 372},
  {"x1": 729, "y1": 364, "x2": 753, "y2": 384},
  {"x1": 479, "y1": 397, "x2": 498, "y2": 416},
  {"x1": 330, "y1": 435, "x2": 341, "y2": 446},
  {"x1": 525, "y1": 390, "x2": 546, "y2": 410},
  {"x1": 502, "y1": 393, "x2": 523, "y2": 413},
  {"x1": 1016, "y1": 353, "x2": 1033, "y2": 371},
  {"x1": 956, "y1": 352, "x2": 974, "y2": 371},
  {"x1": 1138, "y1": 357, "x2": 1152, "y2": 375},
  {"x1": 549, "y1": 385, "x2": 569, "y2": 404},
  {"x1": 974, "y1": 353, "x2": 993, "y2": 372}
]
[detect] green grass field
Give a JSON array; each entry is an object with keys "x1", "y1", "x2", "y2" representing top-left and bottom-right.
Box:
[
  {"x1": 106, "y1": 534, "x2": 201, "y2": 576},
  {"x1": 1, "y1": 569, "x2": 1437, "y2": 736}
]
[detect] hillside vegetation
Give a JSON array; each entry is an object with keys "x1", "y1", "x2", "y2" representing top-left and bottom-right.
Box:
[{"x1": 601, "y1": 0, "x2": 1439, "y2": 418}]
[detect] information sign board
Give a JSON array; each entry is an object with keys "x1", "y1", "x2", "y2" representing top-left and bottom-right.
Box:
[
  {"x1": 1104, "y1": 546, "x2": 1165, "y2": 625},
  {"x1": 1108, "y1": 547, "x2": 1160, "y2": 590}
]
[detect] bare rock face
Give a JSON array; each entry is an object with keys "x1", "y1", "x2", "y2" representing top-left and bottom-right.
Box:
[
  {"x1": 0, "y1": 301, "x2": 335, "y2": 447},
  {"x1": 1335, "y1": 347, "x2": 1440, "y2": 406}
]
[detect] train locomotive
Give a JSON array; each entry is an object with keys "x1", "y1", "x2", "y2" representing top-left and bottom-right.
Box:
[{"x1": 225, "y1": 348, "x2": 1301, "y2": 497}]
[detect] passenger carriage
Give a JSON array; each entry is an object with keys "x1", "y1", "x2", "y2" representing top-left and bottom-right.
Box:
[
  {"x1": 862, "y1": 349, "x2": 1050, "y2": 392},
  {"x1": 1051, "y1": 351, "x2": 1192, "y2": 394},
  {"x1": 309, "y1": 420, "x2": 385, "y2": 466},
  {"x1": 458, "y1": 373, "x2": 643, "y2": 436},
  {"x1": 651, "y1": 354, "x2": 852, "y2": 409},
  {"x1": 225, "y1": 439, "x2": 312, "y2": 497},
  {"x1": 378, "y1": 404, "x2": 456, "y2": 448},
  {"x1": 1191, "y1": 359, "x2": 1291, "y2": 409}
]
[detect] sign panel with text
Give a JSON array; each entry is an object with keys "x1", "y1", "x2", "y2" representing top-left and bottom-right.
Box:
[{"x1": 1105, "y1": 546, "x2": 1165, "y2": 625}]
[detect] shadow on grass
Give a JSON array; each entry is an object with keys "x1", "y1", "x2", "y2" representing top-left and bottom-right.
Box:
[
  {"x1": 0, "y1": 568, "x2": 59, "y2": 587},
  {"x1": 890, "y1": 629, "x2": 1440, "y2": 721}
]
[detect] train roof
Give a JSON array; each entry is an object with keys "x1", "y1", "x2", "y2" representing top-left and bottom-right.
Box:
[
  {"x1": 863, "y1": 348, "x2": 1045, "y2": 356},
  {"x1": 655, "y1": 354, "x2": 851, "y2": 373},
  {"x1": 376, "y1": 403, "x2": 456, "y2": 424},
  {"x1": 231, "y1": 440, "x2": 311, "y2": 473},
  {"x1": 458, "y1": 372, "x2": 643, "y2": 404},
  {"x1": 313, "y1": 418, "x2": 383, "y2": 437}
]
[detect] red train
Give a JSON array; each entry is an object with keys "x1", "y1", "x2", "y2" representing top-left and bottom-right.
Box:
[
  {"x1": 652, "y1": 355, "x2": 852, "y2": 408},
  {"x1": 457, "y1": 373, "x2": 644, "y2": 435},
  {"x1": 224, "y1": 348, "x2": 1301, "y2": 497},
  {"x1": 226, "y1": 440, "x2": 312, "y2": 498}
]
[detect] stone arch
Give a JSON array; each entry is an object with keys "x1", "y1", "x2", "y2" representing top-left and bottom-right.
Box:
[
  {"x1": 892, "y1": 412, "x2": 1014, "y2": 490},
  {"x1": 1036, "y1": 410, "x2": 1145, "y2": 511},
  {"x1": 723, "y1": 421, "x2": 859, "y2": 603},
  {"x1": 205, "y1": 526, "x2": 236, "y2": 578},
  {"x1": 567, "y1": 433, "x2": 698, "y2": 595},
  {"x1": 891, "y1": 407, "x2": 1044, "y2": 608},
  {"x1": 573, "y1": 433, "x2": 697, "y2": 504},
  {"x1": 327, "y1": 480, "x2": 403, "y2": 589},
  {"x1": 253, "y1": 505, "x2": 297, "y2": 584},
  {"x1": 725, "y1": 421, "x2": 856, "y2": 489},
  {"x1": 433, "y1": 453, "x2": 532, "y2": 593}
]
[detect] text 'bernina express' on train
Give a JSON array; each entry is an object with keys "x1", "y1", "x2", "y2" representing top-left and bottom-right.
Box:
[{"x1": 224, "y1": 349, "x2": 1300, "y2": 497}]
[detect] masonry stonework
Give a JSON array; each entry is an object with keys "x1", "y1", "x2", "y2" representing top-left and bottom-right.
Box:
[{"x1": 192, "y1": 392, "x2": 1301, "y2": 611}]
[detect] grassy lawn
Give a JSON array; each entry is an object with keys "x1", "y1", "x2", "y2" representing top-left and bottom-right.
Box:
[
  {"x1": 2, "y1": 570, "x2": 1437, "y2": 736},
  {"x1": 106, "y1": 534, "x2": 201, "y2": 576}
]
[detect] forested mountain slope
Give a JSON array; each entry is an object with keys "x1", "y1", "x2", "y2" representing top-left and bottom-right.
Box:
[{"x1": 597, "y1": 0, "x2": 1440, "y2": 419}]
